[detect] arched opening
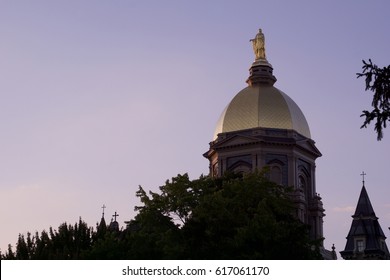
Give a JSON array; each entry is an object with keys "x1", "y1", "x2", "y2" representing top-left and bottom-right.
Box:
[
  {"x1": 270, "y1": 165, "x2": 282, "y2": 185},
  {"x1": 228, "y1": 161, "x2": 252, "y2": 175}
]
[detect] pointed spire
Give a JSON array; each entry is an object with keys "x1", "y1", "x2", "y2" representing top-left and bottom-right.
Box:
[
  {"x1": 97, "y1": 204, "x2": 107, "y2": 237},
  {"x1": 353, "y1": 182, "x2": 375, "y2": 218},
  {"x1": 340, "y1": 180, "x2": 390, "y2": 259},
  {"x1": 98, "y1": 215, "x2": 107, "y2": 232}
]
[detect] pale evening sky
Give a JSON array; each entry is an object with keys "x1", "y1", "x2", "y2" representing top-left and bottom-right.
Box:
[{"x1": 1, "y1": 0, "x2": 390, "y2": 258}]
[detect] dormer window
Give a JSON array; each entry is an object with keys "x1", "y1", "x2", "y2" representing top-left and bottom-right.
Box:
[{"x1": 356, "y1": 239, "x2": 365, "y2": 252}]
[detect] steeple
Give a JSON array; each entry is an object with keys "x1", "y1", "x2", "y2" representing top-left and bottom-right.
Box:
[
  {"x1": 101, "y1": 204, "x2": 106, "y2": 219},
  {"x1": 246, "y1": 28, "x2": 276, "y2": 86},
  {"x1": 97, "y1": 204, "x2": 107, "y2": 238},
  {"x1": 99, "y1": 204, "x2": 107, "y2": 229},
  {"x1": 353, "y1": 185, "x2": 375, "y2": 217},
  {"x1": 340, "y1": 175, "x2": 390, "y2": 259}
]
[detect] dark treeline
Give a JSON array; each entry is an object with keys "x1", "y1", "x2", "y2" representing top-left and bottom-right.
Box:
[{"x1": 1, "y1": 171, "x2": 322, "y2": 260}]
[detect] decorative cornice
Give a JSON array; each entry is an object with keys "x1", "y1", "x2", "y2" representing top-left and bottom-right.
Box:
[{"x1": 207, "y1": 127, "x2": 321, "y2": 158}]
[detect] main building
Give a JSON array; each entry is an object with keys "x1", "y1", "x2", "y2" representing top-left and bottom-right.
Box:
[{"x1": 204, "y1": 29, "x2": 326, "y2": 245}]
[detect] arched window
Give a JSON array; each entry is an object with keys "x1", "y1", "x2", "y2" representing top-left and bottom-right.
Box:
[
  {"x1": 232, "y1": 164, "x2": 252, "y2": 175},
  {"x1": 270, "y1": 165, "x2": 282, "y2": 185},
  {"x1": 297, "y1": 162, "x2": 312, "y2": 198},
  {"x1": 227, "y1": 155, "x2": 252, "y2": 175},
  {"x1": 266, "y1": 158, "x2": 285, "y2": 186}
]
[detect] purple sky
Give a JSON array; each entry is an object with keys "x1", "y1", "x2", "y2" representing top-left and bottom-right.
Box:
[{"x1": 1, "y1": 0, "x2": 390, "y2": 258}]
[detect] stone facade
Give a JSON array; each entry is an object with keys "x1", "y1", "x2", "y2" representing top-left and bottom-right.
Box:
[{"x1": 204, "y1": 126, "x2": 325, "y2": 242}]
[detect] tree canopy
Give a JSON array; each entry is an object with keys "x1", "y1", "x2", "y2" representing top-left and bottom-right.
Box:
[
  {"x1": 1, "y1": 218, "x2": 94, "y2": 260},
  {"x1": 357, "y1": 59, "x2": 390, "y2": 140},
  {"x1": 2, "y1": 171, "x2": 322, "y2": 260}
]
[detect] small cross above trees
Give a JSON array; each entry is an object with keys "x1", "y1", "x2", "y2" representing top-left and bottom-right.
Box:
[
  {"x1": 101, "y1": 204, "x2": 106, "y2": 218},
  {"x1": 113, "y1": 211, "x2": 119, "y2": 222}
]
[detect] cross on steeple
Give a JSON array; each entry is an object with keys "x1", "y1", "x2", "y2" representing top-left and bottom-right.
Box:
[
  {"x1": 360, "y1": 171, "x2": 366, "y2": 186},
  {"x1": 113, "y1": 211, "x2": 119, "y2": 222},
  {"x1": 101, "y1": 204, "x2": 106, "y2": 218}
]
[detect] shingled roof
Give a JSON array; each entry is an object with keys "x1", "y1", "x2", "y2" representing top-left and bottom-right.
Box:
[{"x1": 340, "y1": 185, "x2": 390, "y2": 259}]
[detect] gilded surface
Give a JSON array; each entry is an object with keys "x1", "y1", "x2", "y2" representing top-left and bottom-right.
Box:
[
  {"x1": 213, "y1": 86, "x2": 311, "y2": 140},
  {"x1": 250, "y1": 28, "x2": 266, "y2": 60}
]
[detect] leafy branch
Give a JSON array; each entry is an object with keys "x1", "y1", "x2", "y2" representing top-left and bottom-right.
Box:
[{"x1": 357, "y1": 59, "x2": 390, "y2": 140}]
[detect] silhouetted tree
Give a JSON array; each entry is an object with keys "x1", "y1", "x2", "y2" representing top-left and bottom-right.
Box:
[
  {"x1": 2, "y1": 218, "x2": 94, "y2": 260},
  {"x1": 34, "y1": 230, "x2": 51, "y2": 259},
  {"x1": 132, "y1": 171, "x2": 321, "y2": 259},
  {"x1": 47, "y1": 218, "x2": 93, "y2": 259},
  {"x1": 3, "y1": 244, "x2": 15, "y2": 259},
  {"x1": 357, "y1": 59, "x2": 390, "y2": 140},
  {"x1": 85, "y1": 231, "x2": 125, "y2": 259},
  {"x1": 15, "y1": 234, "x2": 29, "y2": 259},
  {"x1": 2, "y1": 171, "x2": 321, "y2": 260}
]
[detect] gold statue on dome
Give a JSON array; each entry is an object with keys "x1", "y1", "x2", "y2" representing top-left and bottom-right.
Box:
[{"x1": 250, "y1": 28, "x2": 266, "y2": 60}]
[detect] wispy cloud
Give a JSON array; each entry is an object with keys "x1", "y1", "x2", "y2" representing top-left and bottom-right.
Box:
[{"x1": 333, "y1": 206, "x2": 355, "y2": 213}]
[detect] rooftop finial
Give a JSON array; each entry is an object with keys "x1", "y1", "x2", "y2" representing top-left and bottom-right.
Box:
[
  {"x1": 101, "y1": 204, "x2": 106, "y2": 218},
  {"x1": 250, "y1": 28, "x2": 266, "y2": 60},
  {"x1": 246, "y1": 28, "x2": 276, "y2": 86},
  {"x1": 360, "y1": 171, "x2": 366, "y2": 186},
  {"x1": 113, "y1": 211, "x2": 119, "y2": 222}
]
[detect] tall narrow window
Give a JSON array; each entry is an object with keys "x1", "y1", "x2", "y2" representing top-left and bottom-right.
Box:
[{"x1": 270, "y1": 165, "x2": 282, "y2": 185}]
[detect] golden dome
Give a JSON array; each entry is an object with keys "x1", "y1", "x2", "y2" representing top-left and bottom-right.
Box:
[{"x1": 213, "y1": 84, "x2": 311, "y2": 140}]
